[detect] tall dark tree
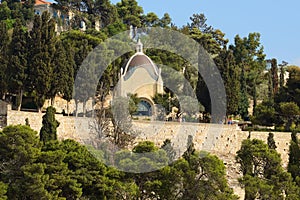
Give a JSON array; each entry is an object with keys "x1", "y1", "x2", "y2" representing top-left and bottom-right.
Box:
[
  {"x1": 40, "y1": 106, "x2": 60, "y2": 142},
  {"x1": 183, "y1": 135, "x2": 195, "y2": 162},
  {"x1": 267, "y1": 69, "x2": 274, "y2": 102},
  {"x1": 215, "y1": 49, "x2": 240, "y2": 115},
  {"x1": 239, "y1": 66, "x2": 249, "y2": 119},
  {"x1": 48, "y1": 40, "x2": 72, "y2": 105},
  {"x1": 29, "y1": 12, "x2": 56, "y2": 112},
  {"x1": 8, "y1": 19, "x2": 28, "y2": 110},
  {"x1": 230, "y1": 33, "x2": 266, "y2": 117},
  {"x1": 279, "y1": 65, "x2": 285, "y2": 88},
  {"x1": 270, "y1": 58, "x2": 279, "y2": 95},
  {"x1": 62, "y1": 41, "x2": 75, "y2": 115},
  {"x1": 267, "y1": 132, "x2": 277, "y2": 150},
  {"x1": 161, "y1": 139, "x2": 176, "y2": 162},
  {"x1": 288, "y1": 130, "x2": 300, "y2": 180},
  {"x1": 286, "y1": 66, "x2": 300, "y2": 107},
  {"x1": 0, "y1": 21, "x2": 9, "y2": 100}
]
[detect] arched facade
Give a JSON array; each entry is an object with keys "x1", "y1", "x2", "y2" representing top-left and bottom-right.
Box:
[{"x1": 116, "y1": 40, "x2": 164, "y2": 116}]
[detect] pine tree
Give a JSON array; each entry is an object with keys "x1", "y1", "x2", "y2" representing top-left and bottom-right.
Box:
[
  {"x1": 237, "y1": 139, "x2": 295, "y2": 199},
  {"x1": 40, "y1": 106, "x2": 60, "y2": 142}
]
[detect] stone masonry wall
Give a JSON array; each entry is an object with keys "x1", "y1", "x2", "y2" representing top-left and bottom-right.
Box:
[{"x1": 5, "y1": 109, "x2": 293, "y2": 199}]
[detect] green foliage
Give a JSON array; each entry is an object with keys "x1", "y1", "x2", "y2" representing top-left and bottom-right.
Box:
[
  {"x1": 28, "y1": 13, "x2": 56, "y2": 111},
  {"x1": 161, "y1": 139, "x2": 176, "y2": 162},
  {"x1": 8, "y1": 18, "x2": 27, "y2": 109},
  {"x1": 288, "y1": 130, "x2": 300, "y2": 180},
  {"x1": 280, "y1": 102, "x2": 299, "y2": 131},
  {"x1": 286, "y1": 66, "x2": 300, "y2": 106},
  {"x1": 40, "y1": 107, "x2": 60, "y2": 142},
  {"x1": 128, "y1": 93, "x2": 140, "y2": 115},
  {"x1": 110, "y1": 96, "x2": 136, "y2": 148},
  {"x1": 179, "y1": 95, "x2": 204, "y2": 119},
  {"x1": 267, "y1": 132, "x2": 277, "y2": 149},
  {"x1": 2, "y1": 0, "x2": 34, "y2": 24},
  {"x1": 215, "y1": 49, "x2": 240, "y2": 115},
  {"x1": 103, "y1": 20, "x2": 127, "y2": 36},
  {"x1": 237, "y1": 138, "x2": 297, "y2": 199},
  {"x1": 152, "y1": 93, "x2": 179, "y2": 116},
  {"x1": 0, "y1": 125, "x2": 42, "y2": 199},
  {"x1": 0, "y1": 21, "x2": 9, "y2": 99},
  {"x1": 116, "y1": 0, "x2": 144, "y2": 27},
  {"x1": 0, "y1": 1, "x2": 11, "y2": 21},
  {"x1": 0, "y1": 181, "x2": 7, "y2": 200},
  {"x1": 230, "y1": 33, "x2": 266, "y2": 117},
  {"x1": 252, "y1": 101, "x2": 276, "y2": 126}
]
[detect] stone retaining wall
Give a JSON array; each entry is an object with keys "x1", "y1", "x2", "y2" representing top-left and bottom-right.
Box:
[{"x1": 5, "y1": 109, "x2": 293, "y2": 199}]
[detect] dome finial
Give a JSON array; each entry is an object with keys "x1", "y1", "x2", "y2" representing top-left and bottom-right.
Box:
[{"x1": 136, "y1": 38, "x2": 143, "y2": 53}]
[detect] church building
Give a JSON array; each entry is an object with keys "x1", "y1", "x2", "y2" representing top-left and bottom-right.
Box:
[{"x1": 115, "y1": 39, "x2": 164, "y2": 116}]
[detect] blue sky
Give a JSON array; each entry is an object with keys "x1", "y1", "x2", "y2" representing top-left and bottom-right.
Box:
[{"x1": 111, "y1": 0, "x2": 300, "y2": 66}]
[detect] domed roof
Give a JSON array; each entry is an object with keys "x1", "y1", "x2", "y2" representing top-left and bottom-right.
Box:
[
  {"x1": 122, "y1": 40, "x2": 159, "y2": 80},
  {"x1": 127, "y1": 54, "x2": 153, "y2": 68}
]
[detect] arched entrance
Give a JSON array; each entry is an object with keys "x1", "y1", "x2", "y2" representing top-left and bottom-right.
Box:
[{"x1": 136, "y1": 99, "x2": 152, "y2": 116}]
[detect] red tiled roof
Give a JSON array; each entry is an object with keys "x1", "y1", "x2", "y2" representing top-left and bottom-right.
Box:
[{"x1": 35, "y1": 0, "x2": 51, "y2": 5}]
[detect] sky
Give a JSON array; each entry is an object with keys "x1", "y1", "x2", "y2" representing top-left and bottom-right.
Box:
[{"x1": 111, "y1": 0, "x2": 300, "y2": 66}]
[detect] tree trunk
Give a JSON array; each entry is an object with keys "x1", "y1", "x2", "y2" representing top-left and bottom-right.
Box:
[
  {"x1": 17, "y1": 89, "x2": 23, "y2": 111},
  {"x1": 67, "y1": 101, "x2": 69, "y2": 116},
  {"x1": 252, "y1": 84, "x2": 257, "y2": 117},
  {"x1": 75, "y1": 101, "x2": 78, "y2": 117},
  {"x1": 83, "y1": 101, "x2": 86, "y2": 117},
  {"x1": 37, "y1": 106, "x2": 42, "y2": 113},
  {"x1": 50, "y1": 97, "x2": 55, "y2": 106},
  {"x1": 285, "y1": 118, "x2": 293, "y2": 131}
]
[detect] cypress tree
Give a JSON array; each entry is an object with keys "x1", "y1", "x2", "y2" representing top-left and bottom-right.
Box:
[
  {"x1": 62, "y1": 41, "x2": 75, "y2": 115},
  {"x1": 48, "y1": 40, "x2": 67, "y2": 104},
  {"x1": 40, "y1": 106, "x2": 60, "y2": 142},
  {"x1": 279, "y1": 66, "x2": 285, "y2": 88},
  {"x1": 183, "y1": 135, "x2": 196, "y2": 162},
  {"x1": 238, "y1": 66, "x2": 249, "y2": 119},
  {"x1": 0, "y1": 21, "x2": 9, "y2": 99},
  {"x1": 288, "y1": 130, "x2": 300, "y2": 180},
  {"x1": 29, "y1": 12, "x2": 56, "y2": 112},
  {"x1": 267, "y1": 132, "x2": 277, "y2": 150},
  {"x1": 270, "y1": 58, "x2": 279, "y2": 95},
  {"x1": 267, "y1": 70, "x2": 274, "y2": 102},
  {"x1": 8, "y1": 19, "x2": 28, "y2": 110}
]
